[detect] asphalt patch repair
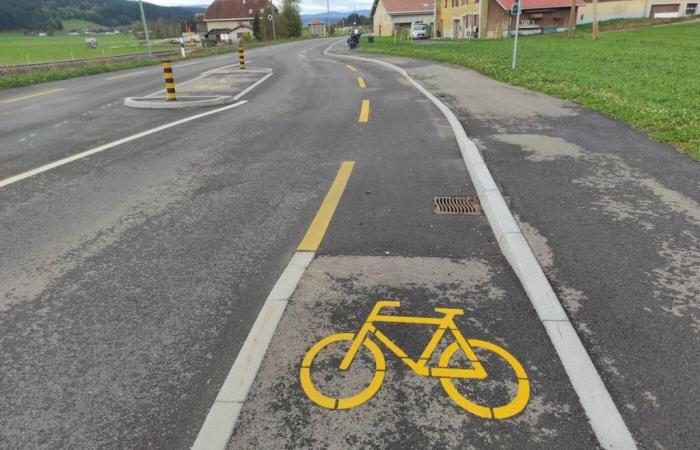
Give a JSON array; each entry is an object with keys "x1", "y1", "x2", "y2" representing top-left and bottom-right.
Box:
[{"x1": 227, "y1": 255, "x2": 598, "y2": 449}]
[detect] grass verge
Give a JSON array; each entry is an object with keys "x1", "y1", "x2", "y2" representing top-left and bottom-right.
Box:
[
  {"x1": 0, "y1": 39, "x2": 304, "y2": 91},
  {"x1": 363, "y1": 22, "x2": 700, "y2": 161}
]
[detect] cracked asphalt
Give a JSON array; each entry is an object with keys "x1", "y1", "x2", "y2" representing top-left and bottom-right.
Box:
[{"x1": 0, "y1": 38, "x2": 697, "y2": 450}]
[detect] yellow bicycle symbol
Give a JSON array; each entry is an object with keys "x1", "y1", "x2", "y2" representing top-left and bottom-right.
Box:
[{"x1": 300, "y1": 300, "x2": 530, "y2": 419}]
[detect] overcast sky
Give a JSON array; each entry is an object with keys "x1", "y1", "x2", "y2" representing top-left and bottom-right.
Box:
[{"x1": 143, "y1": 0, "x2": 373, "y2": 14}]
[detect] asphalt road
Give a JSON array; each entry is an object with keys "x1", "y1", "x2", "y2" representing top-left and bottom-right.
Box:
[{"x1": 0, "y1": 38, "x2": 697, "y2": 449}]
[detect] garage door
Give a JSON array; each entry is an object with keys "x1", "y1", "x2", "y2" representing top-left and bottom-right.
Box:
[{"x1": 650, "y1": 3, "x2": 680, "y2": 17}]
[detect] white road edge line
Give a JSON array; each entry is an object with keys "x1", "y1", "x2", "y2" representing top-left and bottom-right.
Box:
[
  {"x1": 191, "y1": 251, "x2": 315, "y2": 450},
  {"x1": 0, "y1": 101, "x2": 247, "y2": 189},
  {"x1": 324, "y1": 41, "x2": 637, "y2": 450}
]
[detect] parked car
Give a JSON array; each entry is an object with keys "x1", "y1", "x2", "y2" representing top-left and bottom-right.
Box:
[{"x1": 411, "y1": 23, "x2": 428, "y2": 40}]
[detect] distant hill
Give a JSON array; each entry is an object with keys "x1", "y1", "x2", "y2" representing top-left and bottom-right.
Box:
[
  {"x1": 0, "y1": 0, "x2": 201, "y2": 32},
  {"x1": 301, "y1": 10, "x2": 370, "y2": 25}
]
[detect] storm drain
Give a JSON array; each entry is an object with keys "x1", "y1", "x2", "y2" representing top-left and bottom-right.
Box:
[{"x1": 433, "y1": 196, "x2": 481, "y2": 215}]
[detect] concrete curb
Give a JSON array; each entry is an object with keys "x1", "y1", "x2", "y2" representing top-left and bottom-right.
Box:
[
  {"x1": 124, "y1": 95, "x2": 237, "y2": 109},
  {"x1": 325, "y1": 41, "x2": 637, "y2": 450}
]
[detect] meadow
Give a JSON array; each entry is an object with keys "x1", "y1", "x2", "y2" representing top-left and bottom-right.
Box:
[
  {"x1": 363, "y1": 21, "x2": 700, "y2": 160},
  {"x1": 0, "y1": 32, "x2": 177, "y2": 67}
]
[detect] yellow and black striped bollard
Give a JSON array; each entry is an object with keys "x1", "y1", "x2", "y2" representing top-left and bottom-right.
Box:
[
  {"x1": 162, "y1": 60, "x2": 176, "y2": 102},
  {"x1": 237, "y1": 46, "x2": 245, "y2": 70}
]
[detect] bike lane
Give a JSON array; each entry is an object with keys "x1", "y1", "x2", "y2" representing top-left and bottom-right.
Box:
[{"x1": 225, "y1": 57, "x2": 600, "y2": 449}]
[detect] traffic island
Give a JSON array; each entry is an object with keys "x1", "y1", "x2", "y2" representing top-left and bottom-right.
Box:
[
  {"x1": 124, "y1": 95, "x2": 239, "y2": 109},
  {"x1": 124, "y1": 66, "x2": 273, "y2": 110}
]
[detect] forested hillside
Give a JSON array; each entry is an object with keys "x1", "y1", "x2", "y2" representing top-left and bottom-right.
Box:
[{"x1": 0, "y1": 0, "x2": 200, "y2": 32}]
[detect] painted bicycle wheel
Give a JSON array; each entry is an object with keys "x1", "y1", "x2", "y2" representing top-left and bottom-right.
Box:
[
  {"x1": 300, "y1": 332, "x2": 386, "y2": 410},
  {"x1": 438, "y1": 339, "x2": 530, "y2": 419}
]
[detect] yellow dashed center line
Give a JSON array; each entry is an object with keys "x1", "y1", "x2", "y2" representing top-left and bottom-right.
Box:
[
  {"x1": 1, "y1": 88, "x2": 65, "y2": 104},
  {"x1": 357, "y1": 77, "x2": 366, "y2": 89},
  {"x1": 346, "y1": 64, "x2": 357, "y2": 72},
  {"x1": 358, "y1": 99, "x2": 370, "y2": 123},
  {"x1": 297, "y1": 161, "x2": 355, "y2": 252}
]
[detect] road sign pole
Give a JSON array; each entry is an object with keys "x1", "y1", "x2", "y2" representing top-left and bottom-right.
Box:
[
  {"x1": 512, "y1": 2, "x2": 522, "y2": 70},
  {"x1": 138, "y1": 0, "x2": 152, "y2": 58},
  {"x1": 268, "y1": 14, "x2": 277, "y2": 41},
  {"x1": 327, "y1": 0, "x2": 330, "y2": 35}
]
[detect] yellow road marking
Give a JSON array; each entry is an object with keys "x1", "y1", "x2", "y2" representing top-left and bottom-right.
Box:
[
  {"x1": 357, "y1": 77, "x2": 366, "y2": 89},
  {"x1": 297, "y1": 161, "x2": 355, "y2": 251},
  {"x1": 300, "y1": 300, "x2": 530, "y2": 416},
  {"x1": 358, "y1": 99, "x2": 370, "y2": 123},
  {"x1": 346, "y1": 64, "x2": 357, "y2": 72},
  {"x1": 1, "y1": 88, "x2": 65, "y2": 104}
]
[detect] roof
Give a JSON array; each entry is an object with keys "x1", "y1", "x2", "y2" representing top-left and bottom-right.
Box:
[
  {"x1": 309, "y1": 19, "x2": 325, "y2": 25},
  {"x1": 204, "y1": 0, "x2": 274, "y2": 21},
  {"x1": 495, "y1": 0, "x2": 585, "y2": 10},
  {"x1": 371, "y1": 0, "x2": 435, "y2": 18}
]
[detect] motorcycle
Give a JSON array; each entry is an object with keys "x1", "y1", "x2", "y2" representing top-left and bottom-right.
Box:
[{"x1": 347, "y1": 30, "x2": 361, "y2": 50}]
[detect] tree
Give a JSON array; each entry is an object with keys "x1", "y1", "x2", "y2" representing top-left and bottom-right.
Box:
[
  {"x1": 334, "y1": 13, "x2": 371, "y2": 27},
  {"x1": 280, "y1": 0, "x2": 302, "y2": 38},
  {"x1": 252, "y1": 13, "x2": 261, "y2": 41}
]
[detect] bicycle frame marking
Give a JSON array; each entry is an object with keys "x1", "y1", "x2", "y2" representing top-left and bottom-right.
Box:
[
  {"x1": 300, "y1": 300, "x2": 530, "y2": 418},
  {"x1": 339, "y1": 300, "x2": 487, "y2": 379}
]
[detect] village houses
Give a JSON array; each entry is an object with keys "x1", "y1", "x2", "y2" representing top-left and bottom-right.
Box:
[{"x1": 371, "y1": 0, "x2": 698, "y2": 38}]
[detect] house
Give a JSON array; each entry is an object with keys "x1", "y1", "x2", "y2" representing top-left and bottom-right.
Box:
[
  {"x1": 438, "y1": 0, "x2": 583, "y2": 38},
  {"x1": 204, "y1": 0, "x2": 275, "y2": 42},
  {"x1": 308, "y1": 18, "x2": 327, "y2": 37},
  {"x1": 577, "y1": 0, "x2": 698, "y2": 24},
  {"x1": 481, "y1": 0, "x2": 585, "y2": 38},
  {"x1": 437, "y1": 0, "x2": 480, "y2": 39},
  {"x1": 371, "y1": 0, "x2": 436, "y2": 37}
]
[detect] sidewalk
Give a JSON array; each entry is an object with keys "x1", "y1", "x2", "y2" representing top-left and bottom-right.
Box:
[{"x1": 364, "y1": 54, "x2": 700, "y2": 449}]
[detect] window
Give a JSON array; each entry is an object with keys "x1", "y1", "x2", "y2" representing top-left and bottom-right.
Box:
[
  {"x1": 687, "y1": 3, "x2": 697, "y2": 14},
  {"x1": 249, "y1": 8, "x2": 253, "y2": 15},
  {"x1": 445, "y1": 0, "x2": 448, "y2": 8}
]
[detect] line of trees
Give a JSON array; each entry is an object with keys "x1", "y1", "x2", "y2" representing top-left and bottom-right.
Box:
[
  {"x1": 333, "y1": 13, "x2": 372, "y2": 28},
  {"x1": 0, "y1": 0, "x2": 197, "y2": 32},
  {"x1": 251, "y1": 0, "x2": 303, "y2": 41}
]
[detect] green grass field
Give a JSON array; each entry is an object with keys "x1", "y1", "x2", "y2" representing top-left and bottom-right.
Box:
[
  {"x1": 363, "y1": 22, "x2": 700, "y2": 160},
  {"x1": 0, "y1": 32, "x2": 177, "y2": 67}
]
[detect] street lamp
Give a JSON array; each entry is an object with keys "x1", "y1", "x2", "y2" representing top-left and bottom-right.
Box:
[{"x1": 138, "y1": 0, "x2": 153, "y2": 57}]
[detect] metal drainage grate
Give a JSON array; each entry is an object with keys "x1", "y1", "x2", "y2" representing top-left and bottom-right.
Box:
[{"x1": 433, "y1": 196, "x2": 481, "y2": 215}]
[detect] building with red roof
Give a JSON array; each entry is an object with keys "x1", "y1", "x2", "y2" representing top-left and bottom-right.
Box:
[
  {"x1": 308, "y1": 18, "x2": 328, "y2": 37},
  {"x1": 203, "y1": 0, "x2": 276, "y2": 42},
  {"x1": 484, "y1": 0, "x2": 586, "y2": 38},
  {"x1": 371, "y1": 0, "x2": 436, "y2": 36}
]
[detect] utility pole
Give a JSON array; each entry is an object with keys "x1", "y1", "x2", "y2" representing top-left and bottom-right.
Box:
[
  {"x1": 138, "y1": 0, "x2": 152, "y2": 57},
  {"x1": 511, "y1": 0, "x2": 522, "y2": 69},
  {"x1": 433, "y1": 0, "x2": 437, "y2": 39},
  {"x1": 592, "y1": 0, "x2": 599, "y2": 39},
  {"x1": 327, "y1": 0, "x2": 331, "y2": 35},
  {"x1": 567, "y1": 0, "x2": 577, "y2": 37}
]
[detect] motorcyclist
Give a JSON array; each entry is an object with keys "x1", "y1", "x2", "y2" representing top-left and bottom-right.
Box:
[{"x1": 347, "y1": 28, "x2": 361, "y2": 50}]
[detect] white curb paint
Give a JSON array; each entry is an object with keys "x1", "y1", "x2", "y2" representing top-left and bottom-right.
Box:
[
  {"x1": 124, "y1": 95, "x2": 238, "y2": 109},
  {"x1": 191, "y1": 251, "x2": 315, "y2": 450},
  {"x1": 325, "y1": 41, "x2": 637, "y2": 449},
  {"x1": 0, "y1": 101, "x2": 247, "y2": 189}
]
